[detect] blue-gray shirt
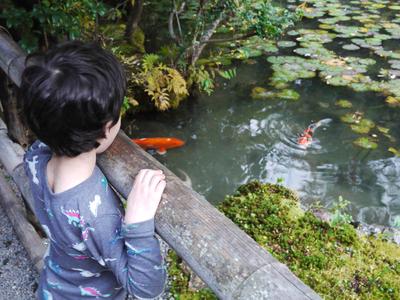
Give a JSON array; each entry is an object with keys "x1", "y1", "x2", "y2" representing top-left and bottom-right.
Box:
[{"x1": 24, "y1": 140, "x2": 166, "y2": 299}]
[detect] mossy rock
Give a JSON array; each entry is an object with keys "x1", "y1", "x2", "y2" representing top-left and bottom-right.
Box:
[
  {"x1": 167, "y1": 250, "x2": 216, "y2": 300},
  {"x1": 218, "y1": 181, "x2": 400, "y2": 299}
]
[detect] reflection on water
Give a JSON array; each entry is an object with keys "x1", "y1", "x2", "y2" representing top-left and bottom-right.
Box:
[
  {"x1": 125, "y1": 1, "x2": 400, "y2": 226},
  {"x1": 125, "y1": 71, "x2": 400, "y2": 226}
]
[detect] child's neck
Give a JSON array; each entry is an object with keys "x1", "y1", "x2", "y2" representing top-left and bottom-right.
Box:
[{"x1": 47, "y1": 149, "x2": 97, "y2": 194}]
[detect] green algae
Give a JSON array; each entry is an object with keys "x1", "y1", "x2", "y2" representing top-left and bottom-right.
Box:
[
  {"x1": 167, "y1": 250, "x2": 216, "y2": 300},
  {"x1": 218, "y1": 181, "x2": 400, "y2": 300}
]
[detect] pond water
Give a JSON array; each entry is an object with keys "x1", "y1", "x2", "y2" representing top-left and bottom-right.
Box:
[{"x1": 125, "y1": 0, "x2": 400, "y2": 226}]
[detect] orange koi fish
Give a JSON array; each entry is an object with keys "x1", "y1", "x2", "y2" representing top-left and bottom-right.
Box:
[
  {"x1": 298, "y1": 118, "x2": 332, "y2": 147},
  {"x1": 132, "y1": 137, "x2": 185, "y2": 154}
]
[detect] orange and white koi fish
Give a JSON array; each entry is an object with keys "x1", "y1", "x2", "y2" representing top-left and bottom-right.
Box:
[
  {"x1": 297, "y1": 118, "x2": 332, "y2": 147},
  {"x1": 132, "y1": 137, "x2": 185, "y2": 154}
]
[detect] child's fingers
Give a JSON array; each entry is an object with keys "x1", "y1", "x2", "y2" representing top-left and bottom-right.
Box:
[
  {"x1": 135, "y1": 169, "x2": 150, "y2": 183},
  {"x1": 155, "y1": 179, "x2": 166, "y2": 197},
  {"x1": 149, "y1": 173, "x2": 165, "y2": 190},
  {"x1": 142, "y1": 169, "x2": 163, "y2": 186}
]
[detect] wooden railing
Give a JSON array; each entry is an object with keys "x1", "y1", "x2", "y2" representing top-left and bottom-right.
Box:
[{"x1": 0, "y1": 31, "x2": 321, "y2": 299}]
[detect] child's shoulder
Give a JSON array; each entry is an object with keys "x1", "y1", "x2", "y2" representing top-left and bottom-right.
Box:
[
  {"x1": 74, "y1": 167, "x2": 124, "y2": 222},
  {"x1": 24, "y1": 140, "x2": 51, "y2": 162}
]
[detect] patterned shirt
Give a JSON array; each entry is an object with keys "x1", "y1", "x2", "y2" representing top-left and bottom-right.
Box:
[{"x1": 24, "y1": 140, "x2": 166, "y2": 300}]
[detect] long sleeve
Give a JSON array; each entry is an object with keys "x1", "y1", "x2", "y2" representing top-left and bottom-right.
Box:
[{"x1": 83, "y1": 214, "x2": 167, "y2": 299}]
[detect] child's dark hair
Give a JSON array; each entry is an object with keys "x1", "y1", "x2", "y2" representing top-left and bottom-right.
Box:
[{"x1": 20, "y1": 41, "x2": 126, "y2": 157}]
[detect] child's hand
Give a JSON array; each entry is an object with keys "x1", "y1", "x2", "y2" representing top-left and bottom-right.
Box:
[{"x1": 125, "y1": 169, "x2": 166, "y2": 224}]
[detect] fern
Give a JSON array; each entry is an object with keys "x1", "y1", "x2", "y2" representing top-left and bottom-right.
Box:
[
  {"x1": 142, "y1": 54, "x2": 160, "y2": 72},
  {"x1": 136, "y1": 54, "x2": 188, "y2": 111},
  {"x1": 218, "y1": 68, "x2": 237, "y2": 80}
]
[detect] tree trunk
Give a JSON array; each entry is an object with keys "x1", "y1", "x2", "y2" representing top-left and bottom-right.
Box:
[
  {"x1": 0, "y1": 71, "x2": 32, "y2": 148},
  {"x1": 125, "y1": 0, "x2": 144, "y2": 41}
]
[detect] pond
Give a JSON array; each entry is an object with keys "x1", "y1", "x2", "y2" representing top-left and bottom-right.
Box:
[{"x1": 124, "y1": 0, "x2": 400, "y2": 227}]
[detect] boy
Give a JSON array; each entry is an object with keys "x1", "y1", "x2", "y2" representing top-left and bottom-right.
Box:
[{"x1": 21, "y1": 41, "x2": 167, "y2": 299}]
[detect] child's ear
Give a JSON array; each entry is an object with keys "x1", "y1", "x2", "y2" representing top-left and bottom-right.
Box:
[{"x1": 103, "y1": 120, "x2": 114, "y2": 138}]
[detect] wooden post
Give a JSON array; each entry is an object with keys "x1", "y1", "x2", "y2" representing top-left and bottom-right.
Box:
[{"x1": 0, "y1": 31, "x2": 321, "y2": 299}]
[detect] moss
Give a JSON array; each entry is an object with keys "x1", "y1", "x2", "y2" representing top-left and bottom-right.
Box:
[
  {"x1": 167, "y1": 250, "x2": 217, "y2": 300},
  {"x1": 218, "y1": 181, "x2": 400, "y2": 300}
]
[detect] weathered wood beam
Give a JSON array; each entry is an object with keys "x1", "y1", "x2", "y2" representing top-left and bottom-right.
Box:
[
  {"x1": 0, "y1": 31, "x2": 321, "y2": 299},
  {"x1": 0, "y1": 169, "x2": 46, "y2": 272}
]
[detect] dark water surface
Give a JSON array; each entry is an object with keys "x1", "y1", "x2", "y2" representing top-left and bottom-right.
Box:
[{"x1": 125, "y1": 1, "x2": 400, "y2": 227}]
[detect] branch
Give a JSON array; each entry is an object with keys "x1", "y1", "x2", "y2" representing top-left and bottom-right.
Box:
[
  {"x1": 125, "y1": 0, "x2": 144, "y2": 40},
  {"x1": 202, "y1": 31, "x2": 257, "y2": 44},
  {"x1": 168, "y1": 1, "x2": 186, "y2": 44}
]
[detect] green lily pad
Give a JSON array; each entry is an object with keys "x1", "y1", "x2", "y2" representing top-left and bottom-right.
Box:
[
  {"x1": 389, "y1": 60, "x2": 400, "y2": 70},
  {"x1": 335, "y1": 99, "x2": 353, "y2": 108},
  {"x1": 340, "y1": 112, "x2": 362, "y2": 124},
  {"x1": 377, "y1": 126, "x2": 390, "y2": 134},
  {"x1": 277, "y1": 41, "x2": 297, "y2": 48},
  {"x1": 386, "y1": 96, "x2": 400, "y2": 107},
  {"x1": 287, "y1": 30, "x2": 300, "y2": 36},
  {"x1": 319, "y1": 24, "x2": 334, "y2": 30},
  {"x1": 251, "y1": 87, "x2": 275, "y2": 100},
  {"x1": 342, "y1": 44, "x2": 360, "y2": 51},
  {"x1": 276, "y1": 89, "x2": 300, "y2": 101},
  {"x1": 388, "y1": 147, "x2": 400, "y2": 156},
  {"x1": 353, "y1": 137, "x2": 378, "y2": 150},
  {"x1": 350, "y1": 119, "x2": 375, "y2": 134}
]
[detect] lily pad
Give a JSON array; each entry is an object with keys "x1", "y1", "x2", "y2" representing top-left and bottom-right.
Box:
[
  {"x1": 335, "y1": 99, "x2": 353, "y2": 108},
  {"x1": 386, "y1": 96, "x2": 400, "y2": 107},
  {"x1": 350, "y1": 119, "x2": 375, "y2": 134},
  {"x1": 388, "y1": 147, "x2": 400, "y2": 156},
  {"x1": 340, "y1": 112, "x2": 363, "y2": 124},
  {"x1": 342, "y1": 44, "x2": 360, "y2": 51},
  {"x1": 377, "y1": 126, "x2": 390, "y2": 134},
  {"x1": 277, "y1": 41, "x2": 297, "y2": 48},
  {"x1": 276, "y1": 89, "x2": 300, "y2": 101},
  {"x1": 353, "y1": 137, "x2": 378, "y2": 150},
  {"x1": 251, "y1": 87, "x2": 275, "y2": 100}
]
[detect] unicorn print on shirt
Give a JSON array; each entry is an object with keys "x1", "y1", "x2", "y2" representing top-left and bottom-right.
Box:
[
  {"x1": 89, "y1": 195, "x2": 101, "y2": 217},
  {"x1": 26, "y1": 155, "x2": 39, "y2": 185}
]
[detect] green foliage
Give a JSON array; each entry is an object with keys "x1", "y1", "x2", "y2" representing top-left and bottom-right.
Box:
[
  {"x1": 133, "y1": 54, "x2": 189, "y2": 111},
  {"x1": 218, "y1": 181, "x2": 400, "y2": 299},
  {"x1": 330, "y1": 196, "x2": 353, "y2": 227},
  {"x1": 187, "y1": 65, "x2": 215, "y2": 95},
  {"x1": 217, "y1": 68, "x2": 236, "y2": 80},
  {"x1": 1, "y1": 0, "x2": 106, "y2": 52},
  {"x1": 231, "y1": 1, "x2": 302, "y2": 39},
  {"x1": 167, "y1": 250, "x2": 217, "y2": 300}
]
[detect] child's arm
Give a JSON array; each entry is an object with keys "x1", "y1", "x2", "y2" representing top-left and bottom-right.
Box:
[{"x1": 83, "y1": 169, "x2": 167, "y2": 299}]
